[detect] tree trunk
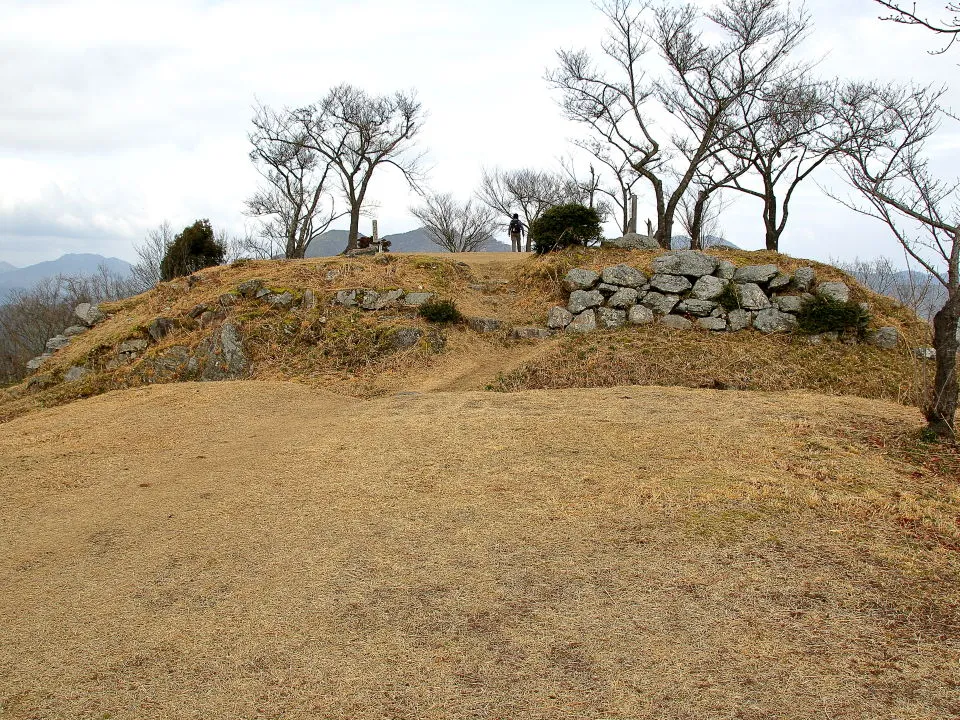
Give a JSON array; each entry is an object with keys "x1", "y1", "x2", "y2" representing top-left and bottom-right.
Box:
[
  {"x1": 925, "y1": 290, "x2": 960, "y2": 439},
  {"x1": 689, "y1": 192, "x2": 706, "y2": 250},
  {"x1": 763, "y1": 190, "x2": 779, "y2": 252},
  {"x1": 344, "y1": 208, "x2": 361, "y2": 253}
]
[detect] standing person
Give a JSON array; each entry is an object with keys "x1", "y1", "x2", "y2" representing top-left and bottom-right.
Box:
[{"x1": 508, "y1": 213, "x2": 526, "y2": 252}]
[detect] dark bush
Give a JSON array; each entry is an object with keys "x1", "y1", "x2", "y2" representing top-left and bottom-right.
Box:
[
  {"x1": 530, "y1": 204, "x2": 602, "y2": 254},
  {"x1": 796, "y1": 295, "x2": 870, "y2": 336},
  {"x1": 717, "y1": 282, "x2": 741, "y2": 311},
  {"x1": 160, "y1": 219, "x2": 225, "y2": 281},
  {"x1": 418, "y1": 299, "x2": 462, "y2": 323}
]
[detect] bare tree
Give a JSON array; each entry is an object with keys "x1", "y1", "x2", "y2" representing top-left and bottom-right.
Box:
[
  {"x1": 246, "y1": 103, "x2": 345, "y2": 259},
  {"x1": 677, "y1": 181, "x2": 730, "y2": 248},
  {"x1": 875, "y1": 0, "x2": 960, "y2": 53},
  {"x1": 832, "y1": 255, "x2": 942, "y2": 321},
  {"x1": 548, "y1": 0, "x2": 809, "y2": 248},
  {"x1": 833, "y1": 82, "x2": 959, "y2": 438},
  {"x1": 411, "y1": 193, "x2": 500, "y2": 252},
  {"x1": 477, "y1": 167, "x2": 581, "y2": 250},
  {"x1": 267, "y1": 84, "x2": 426, "y2": 253},
  {"x1": 571, "y1": 139, "x2": 643, "y2": 235},
  {"x1": 131, "y1": 221, "x2": 174, "y2": 291},
  {"x1": 719, "y1": 79, "x2": 850, "y2": 251}
]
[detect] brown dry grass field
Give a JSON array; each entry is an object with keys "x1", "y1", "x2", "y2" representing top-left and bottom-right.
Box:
[{"x1": 1, "y1": 380, "x2": 959, "y2": 719}]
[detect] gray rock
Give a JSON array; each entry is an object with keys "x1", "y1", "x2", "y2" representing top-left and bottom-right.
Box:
[
  {"x1": 26, "y1": 355, "x2": 51, "y2": 371},
  {"x1": 563, "y1": 268, "x2": 600, "y2": 292},
  {"x1": 710, "y1": 307, "x2": 727, "y2": 318},
  {"x1": 628, "y1": 304, "x2": 654, "y2": 325},
  {"x1": 690, "y1": 275, "x2": 728, "y2": 301},
  {"x1": 467, "y1": 317, "x2": 504, "y2": 333},
  {"x1": 753, "y1": 308, "x2": 798, "y2": 334},
  {"x1": 75, "y1": 303, "x2": 106, "y2": 326},
  {"x1": 601, "y1": 264, "x2": 648, "y2": 288},
  {"x1": 63, "y1": 325, "x2": 88, "y2": 337},
  {"x1": 344, "y1": 247, "x2": 377, "y2": 257},
  {"x1": 200, "y1": 310, "x2": 225, "y2": 329},
  {"x1": 737, "y1": 283, "x2": 771, "y2": 310},
  {"x1": 566, "y1": 310, "x2": 597, "y2": 333},
  {"x1": 325, "y1": 270, "x2": 341, "y2": 282},
  {"x1": 199, "y1": 323, "x2": 249, "y2": 381},
  {"x1": 597, "y1": 282, "x2": 620, "y2": 296},
  {"x1": 793, "y1": 267, "x2": 816, "y2": 292},
  {"x1": 727, "y1": 309, "x2": 753, "y2": 332},
  {"x1": 147, "y1": 317, "x2": 175, "y2": 343},
  {"x1": 734, "y1": 264, "x2": 779, "y2": 284},
  {"x1": 236, "y1": 279, "x2": 264, "y2": 298},
  {"x1": 370, "y1": 289, "x2": 405, "y2": 309},
  {"x1": 697, "y1": 317, "x2": 727, "y2": 331},
  {"x1": 597, "y1": 307, "x2": 627, "y2": 329},
  {"x1": 568, "y1": 289, "x2": 604, "y2": 314},
  {"x1": 139, "y1": 345, "x2": 195, "y2": 382},
  {"x1": 547, "y1": 306, "x2": 574, "y2": 329},
  {"x1": 219, "y1": 293, "x2": 238, "y2": 307},
  {"x1": 866, "y1": 326, "x2": 899, "y2": 349},
  {"x1": 358, "y1": 290, "x2": 381, "y2": 310},
  {"x1": 188, "y1": 303, "x2": 209, "y2": 318},
  {"x1": 512, "y1": 326, "x2": 552, "y2": 340},
  {"x1": 652, "y1": 250, "x2": 719, "y2": 277},
  {"x1": 914, "y1": 346, "x2": 936, "y2": 360},
  {"x1": 675, "y1": 299, "x2": 717, "y2": 317},
  {"x1": 388, "y1": 327, "x2": 424, "y2": 350},
  {"x1": 118, "y1": 338, "x2": 149, "y2": 354},
  {"x1": 660, "y1": 314, "x2": 693, "y2": 330},
  {"x1": 774, "y1": 295, "x2": 806, "y2": 314},
  {"x1": 641, "y1": 291, "x2": 680, "y2": 316},
  {"x1": 403, "y1": 292, "x2": 434, "y2": 307},
  {"x1": 767, "y1": 273, "x2": 792, "y2": 292},
  {"x1": 600, "y1": 233, "x2": 660, "y2": 250},
  {"x1": 334, "y1": 289, "x2": 358, "y2": 307},
  {"x1": 716, "y1": 260, "x2": 736, "y2": 280},
  {"x1": 267, "y1": 292, "x2": 295, "y2": 309},
  {"x1": 817, "y1": 282, "x2": 850, "y2": 303},
  {"x1": 255, "y1": 287, "x2": 272, "y2": 299},
  {"x1": 63, "y1": 366, "x2": 90, "y2": 383},
  {"x1": 301, "y1": 289, "x2": 317, "y2": 310},
  {"x1": 608, "y1": 287, "x2": 640, "y2": 309},
  {"x1": 649, "y1": 273, "x2": 693, "y2": 294},
  {"x1": 46, "y1": 335, "x2": 70, "y2": 351}
]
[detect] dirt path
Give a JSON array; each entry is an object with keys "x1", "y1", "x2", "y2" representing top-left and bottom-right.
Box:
[{"x1": 0, "y1": 380, "x2": 955, "y2": 720}]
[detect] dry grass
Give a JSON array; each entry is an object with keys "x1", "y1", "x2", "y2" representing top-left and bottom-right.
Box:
[{"x1": 0, "y1": 381, "x2": 957, "y2": 719}]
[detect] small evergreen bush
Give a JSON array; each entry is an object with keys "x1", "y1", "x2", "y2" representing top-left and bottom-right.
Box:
[
  {"x1": 160, "y1": 219, "x2": 226, "y2": 281},
  {"x1": 418, "y1": 299, "x2": 462, "y2": 323},
  {"x1": 530, "y1": 204, "x2": 602, "y2": 254},
  {"x1": 796, "y1": 295, "x2": 870, "y2": 336},
  {"x1": 717, "y1": 283, "x2": 741, "y2": 311}
]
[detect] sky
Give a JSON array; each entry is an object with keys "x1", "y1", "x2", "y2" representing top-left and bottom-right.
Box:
[{"x1": 0, "y1": 0, "x2": 957, "y2": 269}]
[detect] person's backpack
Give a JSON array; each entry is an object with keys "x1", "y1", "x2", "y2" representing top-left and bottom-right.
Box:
[{"x1": 509, "y1": 218, "x2": 522, "y2": 234}]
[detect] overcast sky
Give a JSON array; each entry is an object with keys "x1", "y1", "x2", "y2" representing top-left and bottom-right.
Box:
[{"x1": 0, "y1": 0, "x2": 957, "y2": 268}]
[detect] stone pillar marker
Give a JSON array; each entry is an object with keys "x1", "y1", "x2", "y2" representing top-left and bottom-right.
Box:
[
  {"x1": 372, "y1": 219, "x2": 379, "y2": 243},
  {"x1": 628, "y1": 194, "x2": 638, "y2": 234}
]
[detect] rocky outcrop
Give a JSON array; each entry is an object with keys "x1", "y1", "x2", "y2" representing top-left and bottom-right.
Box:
[
  {"x1": 75, "y1": 303, "x2": 106, "y2": 327},
  {"x1": 198, "y1": 323, "x2": 250, "y2": 381}
]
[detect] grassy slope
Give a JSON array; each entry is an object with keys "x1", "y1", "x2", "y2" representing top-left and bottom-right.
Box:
[{"x1": 0, "y1": 381, "x2": 957, "y2": 719}]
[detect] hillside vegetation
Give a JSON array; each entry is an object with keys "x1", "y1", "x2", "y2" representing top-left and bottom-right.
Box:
[{"x1": 0, "y1": 249, "x2": 936, "y2": 423}]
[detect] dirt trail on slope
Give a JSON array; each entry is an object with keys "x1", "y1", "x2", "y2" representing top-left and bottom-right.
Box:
[{"x1": 1, "y1": 380, "x2": 957, "y2": 720}]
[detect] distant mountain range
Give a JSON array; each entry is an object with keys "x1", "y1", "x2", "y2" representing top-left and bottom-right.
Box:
[
  {"x1": 305, "y1": 227, "x2": 512, "y2": 257},
  {"x1": 0, "y1": 254, "x2": 133, "y2": 301}
]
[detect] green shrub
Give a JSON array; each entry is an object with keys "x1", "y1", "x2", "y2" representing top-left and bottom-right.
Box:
[
  {"x1": 796, "y1": 295, "x2": 870, "y2": 336},
  {"x1": 160, "y1": 219, "x2": 226, "y2": 281},
  {"x1": 530, "y1": 204, "x2": 603, "y2": 254},
  {"x1": 418, "y1": 299, "x2": 462, "y2": 323},
  {"x1": 717, "y1": 282, "x2": 741, "y2": 311}
]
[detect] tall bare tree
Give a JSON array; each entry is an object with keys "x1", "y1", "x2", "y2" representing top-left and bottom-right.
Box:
[
  {"x1": 247, "y1": 103, "x2": 345, "y2": 259},
  {"x1": 875, "y1": 0, "x2": 960, "y2": 52},
  {"x1": 833, "y1": 82, "x2": 959, "y2": 438},
  {"x1": 131, "y1": 221, "x2": 175, "y2": 291},
  {"x1": 476, "y1": 167, "x2": 581, "y2": 251},
  {"x1": 548, "y1": 0, "x2": 809, "y2": 248},
  {"x1": 411, "y1": 193, "x2": 500, "y2": 252},
  {"x1": 270, "y1": 84, "x2": 427, "y2": 253}
]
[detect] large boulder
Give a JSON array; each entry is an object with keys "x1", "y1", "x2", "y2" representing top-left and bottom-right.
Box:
[
  {"x1": 236, "y1": 279, "x2": 265, "y2": 298},
  {"x1": 566, "y1": 310, "x2": 597, "y2": 333},
  {"x1": 601, "y1": 264, "x2": 648, "y2": 288},
  {"x1": 652, "y1": 250, "x2": 719, "y2": 277},
  {"x1": 25, "y1": 354, "x2": 51, "y2": 371},
  {"x1": 697, "y1": 317, "x2": 727, "y2": 331},
  {"x1": 563, "y1": 268, "x2": 600, "y2": 292},
  {"x1": 607, "y1": 287, "x2": 640, "y2": 309},
  {"x1": 660, "y1": 314, "x2": 693, "y2": 330},
  {"x1": 568, "y1": 289, "x2": 604, "y2": 314},
  {"x1": 403, "y1": 292, "x2": 434, "y2": 307},
  {"x1": 597, "y1": 307, "x2": 627, "y2": 329},
  {"x1": 793, "y1": 267, "x2": 816, "y2": 292},
  {"x1": 63, "y1": 325, "x2": 88, "y2": 338},
  {"x1": 733, "y1": 264, "x2": 779, "y2": 284},
  {"x1": 774, "y1": 295, "x2": 806, "y2": 314},
  {"x1": 641, "y1": 292, "x2": 680, "y2": 316},
  {"x1": 817, "y1": 282, "x2": 850, "y2": 303},
  {"x1": 45, "y1": 335, "x2": 70, "y2": 351},
  {"x1": 334, "y1": 290, "x2": 358, "y2": 307},
  {"x1": 690, "y1": 275, "x2": 728, "y2": 301},
  {"x1": 675, "y1": 299, "x2": 717, "y2": 317},
  {"x1": 75, "y1": 303, "x2": 106, "y2": 327},
  {"x1": 736, "y1": 283, "x2": 771, "y2": 311},
  {"x1": 199, "y1": 323, "x2": 250, "y2": 381},
  {"x1": 866, "y1": 326, "x2": 899, "y2": 350},
  {"x1": 649, "y1": 274, "x2": 693, "y2": 294},
  {"x1": 140, "y1": 345, "x2": 195, "y2": 382},
  {"x1": 727, "y1": 309, "x2": 753, "y2": 332},
  {"x1": 547, "y1": 306, "x2": 574, "y2": 329},
  {"x1": 753, "y1": 308, "x2": 798, "y2": 334},
  {"x1": 600, "y1": 233, "x2": 660, "y2": 250},
  {"x1": 147, "y1": 317, "x2": 176, "y2": 343}
]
